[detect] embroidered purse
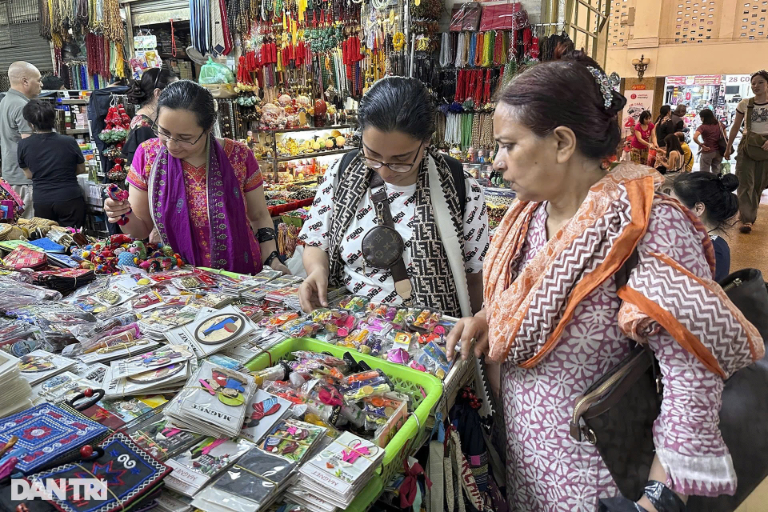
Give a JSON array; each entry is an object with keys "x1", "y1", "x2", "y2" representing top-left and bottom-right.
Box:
[
  {"x1": 25, "y1": 432, "x2": 171, "y2": 512},
  {"x1": 3, "y1": 245, "x2": 47, "y2": 270}
]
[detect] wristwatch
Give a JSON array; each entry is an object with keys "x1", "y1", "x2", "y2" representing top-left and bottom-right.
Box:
[
  {"x1": 257, "y1": 227, "x2": 276, "y2": 243},
  {"x1": 264, "y1": 251, "x2": 281, "y2": 267}
]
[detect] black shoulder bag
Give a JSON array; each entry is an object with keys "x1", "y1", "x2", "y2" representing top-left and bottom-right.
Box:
[
  {"x1": 359, "y1": 171, "x2": 413, "y2": 303},
  {"x1": 572, "y1": 253, "x2": 768, "y2": 507}
]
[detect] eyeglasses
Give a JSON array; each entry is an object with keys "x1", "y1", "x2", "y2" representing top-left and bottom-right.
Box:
[
  {"x1": 152, "y1": 123, "x2": 207, "y2": 147},
  {"x1": 361, "y1": 141, "x2": 424, "y2": 173}
]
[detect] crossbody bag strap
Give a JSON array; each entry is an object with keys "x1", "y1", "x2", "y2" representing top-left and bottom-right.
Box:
[
  {"x1": 747, "y1": 98, "x2": 754, "y2": 134},
  {"x1": 369, "y1": 172, "x2": 412, "y2": 303}
]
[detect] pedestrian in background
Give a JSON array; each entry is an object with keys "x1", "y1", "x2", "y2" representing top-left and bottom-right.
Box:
[
  {"x1": 694, "y1": 108, "x2": 725, "y2": 173},
  {"x1": 0, "y1": 61, "x2": 41, "y2": 219},
  {"x1": 678, "y1": 133, "x2": 694, "y2": 172},
  {"x1": 724, "y1": 70, "x2": 768, "y2": 234},
  {"x1": 17, "y1": 100, "x2": 87, "y2": 227},
  {"x1": 655, "y1": 105, "x2": 674, "y2": 149},
  {"x1": 672, "y1": 172, "x2": 739, "y2": 281},
  {"x1": 630, "y1": 110, "x2": 656, "y2": 165}
]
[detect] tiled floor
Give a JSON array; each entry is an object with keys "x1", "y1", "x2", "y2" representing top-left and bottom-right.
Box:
[{"x1": 730, "y1": 202, "x2": 768, "y2": 512}]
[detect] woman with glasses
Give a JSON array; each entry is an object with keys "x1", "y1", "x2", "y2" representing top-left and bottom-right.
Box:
[
  {"x1": 103, "y1": 80, "x2": 289, "y2": 275},
  {"x1": 297, "y1": 76, "x2": 488, "y2": 318},
  {"x1": 122, "y1": 68, "x2": 177, "y2": 166}
]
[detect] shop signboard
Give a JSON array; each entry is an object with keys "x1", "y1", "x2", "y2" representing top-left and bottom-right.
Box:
[
  {"x1": 621, "y1": 90, "x2": 655, "y2": 136},
  {"x1": 666, "y1": 75, "x2": 723, "y2": 86},
  {"x1": 726, "y1": 74, "x2": 752, "y2": 84}
]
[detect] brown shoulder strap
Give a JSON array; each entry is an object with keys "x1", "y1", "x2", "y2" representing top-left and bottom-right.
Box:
[{"x1": 747, "y1": 98, "x2": 754, "y2": 133}]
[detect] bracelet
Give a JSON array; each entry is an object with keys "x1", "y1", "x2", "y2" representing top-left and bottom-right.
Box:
[
  {"x1": 644, "y1": 481, "x2": 686, "y2": 512},
  {"x1": 597, "y1": 497, "x2": 649, "y2": 512},
  {"x1": 257, "y1": 227, "x2": 276, "y2": 243},
  {"x1": 264, "y1": 250, "x2": 280, "y2": 267}
]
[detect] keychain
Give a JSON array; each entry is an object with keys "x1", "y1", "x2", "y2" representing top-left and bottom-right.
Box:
[{"x1": 106, "y1": 184, "x2": 131, "y2": 225}]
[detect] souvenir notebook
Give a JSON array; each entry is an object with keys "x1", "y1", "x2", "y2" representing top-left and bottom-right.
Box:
[
  {"x1": 125, "y1": 409, "x2": 202, "y2": 462},
  {"x1": 164, "y1": 306, "x2": 256, "y2": 358},
  {"x1": 0, "y1": 403, "x2": 109, "y2": 475},
  {"x1": 259, "y1": 419, "x2": 326, "y2": 463},
  {"x1": 80, "y1": 395, "x2": 170, "y2": 431},
  {"x1": 297, "y1": 431, "x2": 385, "y2": 506},
  {"x1": 102, "y1": 360, "x2": 192, "y2": 399},
  {"x1": 0, "y1": 350, "x2": 33, "y2": 418},
  {"x1": 111, "y1": 345, "x2": 194, "y2": 380},
  {"x1": 163, "y1": 437, "x2": 254, "y2": 497},
  {"x1": 26, "y1": 432, "x2": 171, "y2": 512},
  {"x1": 30, "y1": 371, "x2": 99, "y2": 406},
  {"x1": 191, "y1": 448, "x2": 297, "y2": 512},
  {"x1": 241, "y1": 389, "x2": 293, "y2": 443},
  {"x1": 164, "y1": 361, "x2": 256, "y2": 438},
  {"x1": 18, "y1": 349, "x2": 76, "y2": 386}
]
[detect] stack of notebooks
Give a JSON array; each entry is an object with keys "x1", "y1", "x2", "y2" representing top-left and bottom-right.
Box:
[
  {"x1": 30, "y1": 371, "x2": 100, "y2": 405},
  {"x1": 0, "y1": 351, "x2": 32, "y2": 418},
  {"x1": 165, "y1": 306, "x2": 257, "y2": 358},
  {"x1": 139, "y1": 306, "x2": 200, "y2": 341},
  {"x1": 102, "y1": 345, "x2": 196, "y2": 399},
  {"x1": 165, "y1": 361, "x2": 256, "y2": 438},
  {"x1": 17, "y1": 349, "x2": 76, "y2": 386},
  {"x1": 163, "y1": 436, "x2": 254, "y2": 497},
  {"x1": 258, "y1": 419, "x2": 327, "y2": 463},
  {"x1": 240, "y1": 389, "x2": 293, "y2": 443},
  {"x1": 286, "y1": 432, "x2": 385, "y2": 511},
  {"x1": 191, "y1": 447, "x2": 297, "y2": 512}
]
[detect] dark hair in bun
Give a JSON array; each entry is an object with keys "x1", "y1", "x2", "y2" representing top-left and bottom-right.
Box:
[
  {"x1": 127, "y1": 68, "x2": 176, "y2": 106},
  {"x1": 22, "y1": 99, "x2": 55, "y2": 131},
  {"x1": 673, "y1": 172, "x2": 739, "y2": 230},
  {"x1": 157, "y1": 80, "x2": 217, "y2": 131},
  {"x1": 496, "y1": 46, "x2": 625, "y2": 160}
]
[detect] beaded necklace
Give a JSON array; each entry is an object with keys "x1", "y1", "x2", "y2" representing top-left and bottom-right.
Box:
[
  {"x1": 468, "y1": 32, "x2": 476, "y2": 68},
  {"x1": 474, "y1": 32, "x2": 483, "y2": 67}
]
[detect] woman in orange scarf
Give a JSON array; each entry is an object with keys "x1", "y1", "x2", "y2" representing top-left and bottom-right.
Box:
[{"x1": 446, "y1": 51, "x2": 763, "y2": 511}]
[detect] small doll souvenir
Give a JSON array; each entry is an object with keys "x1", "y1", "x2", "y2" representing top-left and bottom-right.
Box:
[{"x1": 106, "y1": 184, "x2": 131, "y2": 225}]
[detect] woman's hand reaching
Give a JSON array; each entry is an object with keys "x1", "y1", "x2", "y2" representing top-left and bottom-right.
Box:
[{"x1": 446, "y1": 309, "x2": 490, "y2": 362}]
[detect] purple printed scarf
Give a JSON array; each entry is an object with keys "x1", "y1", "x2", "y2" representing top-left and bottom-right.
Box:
[{"x1": 148, "y1": 136, "x2": 260, "y2": 274}]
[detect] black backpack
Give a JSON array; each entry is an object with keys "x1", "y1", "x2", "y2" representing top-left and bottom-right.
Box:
[{"x1": 333, "y1": 149, "x2": 468, "y2": 218}]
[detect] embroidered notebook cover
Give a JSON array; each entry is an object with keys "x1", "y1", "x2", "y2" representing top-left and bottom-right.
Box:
[
  {"x1": 27, "y1": 432, "x2": 170, "y2": 512},
  {"x1": 0, "y1": 403, "x2": 109, "y2": 474}
]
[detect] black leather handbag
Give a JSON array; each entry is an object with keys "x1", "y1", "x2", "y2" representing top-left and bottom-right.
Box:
[
  {"x1": 360, "y1": 172, "x2": 413, "y2": 304},
  {"x1": 571, "y1": 258, "x2": 768, "y2": 505}
]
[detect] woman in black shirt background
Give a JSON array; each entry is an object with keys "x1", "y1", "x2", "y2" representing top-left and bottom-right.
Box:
[
  {"x1": 17, "y1": 100, "x2": 87, "y2": 227},
  {"x1": 655, "y1": 105, "x2": 675, "y2": 148},
  {"x1": 671, "y1": 172, "x2": 739, "y2": 282}
]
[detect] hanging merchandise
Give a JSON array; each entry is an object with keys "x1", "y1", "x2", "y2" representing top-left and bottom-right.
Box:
[{"x1": 191, "y1": 0, "x2": 213, "y2": 55}]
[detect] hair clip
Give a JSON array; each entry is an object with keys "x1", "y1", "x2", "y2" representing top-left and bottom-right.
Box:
[{"x1": 586, "y1": 66, "x2": 613, "y2": 110}]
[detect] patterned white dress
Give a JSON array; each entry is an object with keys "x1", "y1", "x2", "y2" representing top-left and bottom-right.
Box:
[{"x1": 501, "y1": 202, "x2": 733, "y2": 511}]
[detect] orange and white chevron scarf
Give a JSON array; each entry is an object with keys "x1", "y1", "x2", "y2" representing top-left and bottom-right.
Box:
[{"x1": 484, "y1": 164, "x2": 764, "y2": 378}]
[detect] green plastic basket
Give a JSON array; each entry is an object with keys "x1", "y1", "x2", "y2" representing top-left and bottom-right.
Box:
[
  {"x1": 244, "y1": 337, "x2": 442, "y2": 509},
  {"x1": 280, "y1": 215, "x2": 304, "y2": 228}
]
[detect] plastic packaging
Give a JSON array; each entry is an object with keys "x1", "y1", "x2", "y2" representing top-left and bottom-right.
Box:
[{"x1": 198, "y1": 57, "x2": 236, "y2": 85}]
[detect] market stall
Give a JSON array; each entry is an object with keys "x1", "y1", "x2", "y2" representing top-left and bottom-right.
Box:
[
  {"x1": 0, "y1": 223, "x2": 503, "y2": 510},
  {"x1": 1, "y1": 0, "x2": 592, "y2": 508}
]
